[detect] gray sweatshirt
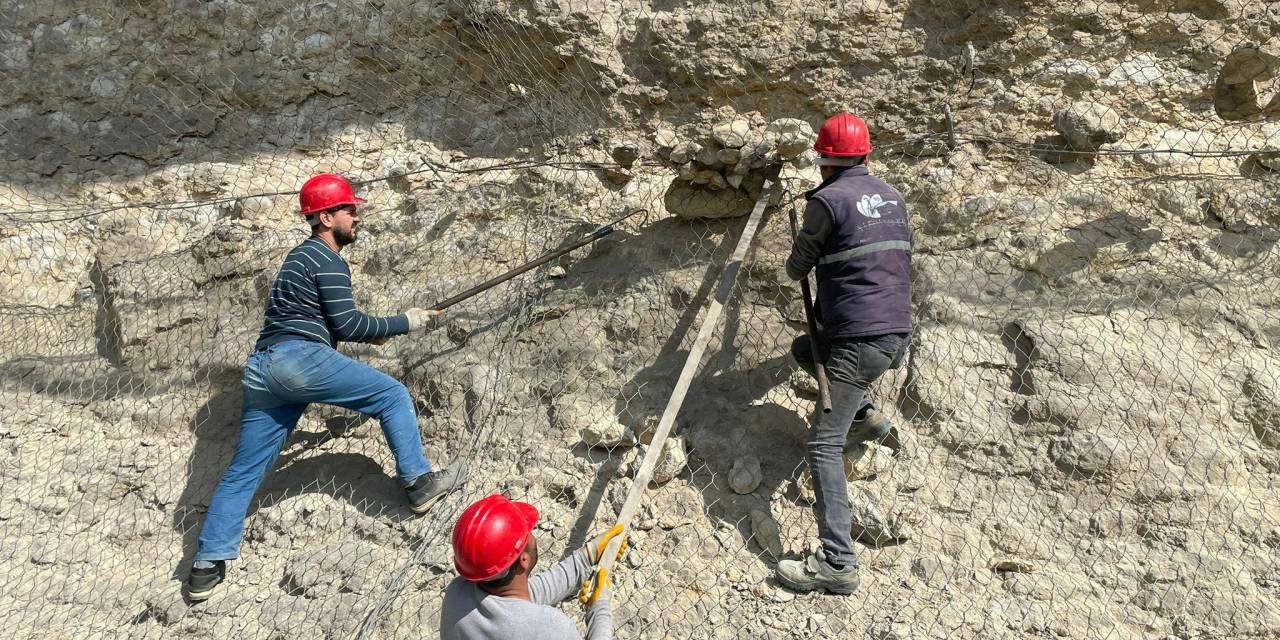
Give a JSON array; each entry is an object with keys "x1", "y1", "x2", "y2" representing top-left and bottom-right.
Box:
[{"x1": 439, "y1": 549, "x2": 612, "y2": 640}]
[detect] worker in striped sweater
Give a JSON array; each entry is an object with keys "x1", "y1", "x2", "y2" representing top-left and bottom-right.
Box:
[{"x1": 185, "y1": 174, "x2": 468, "y2": 601}]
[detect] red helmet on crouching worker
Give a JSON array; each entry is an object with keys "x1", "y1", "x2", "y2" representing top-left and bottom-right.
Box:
[
  {"x1": 299, "y1": 173, "x2": 367, "y2": 216},
  {"x1": 452, "y1": 494, "x2": 540, "y2": 582},
  {"x1": 814, "y1": 113, "x2": 873, "y2": 165}
]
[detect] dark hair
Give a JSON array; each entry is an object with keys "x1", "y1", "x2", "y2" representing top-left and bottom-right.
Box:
[
  {"x1": 818, "y1": 155, "x2": 866, "y2": 169},
  {"x1": 480, "y1": 563, "x2": 518, "y2": 589}
]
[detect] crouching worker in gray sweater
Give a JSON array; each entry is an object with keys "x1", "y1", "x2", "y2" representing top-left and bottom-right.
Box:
[{"x1": 441, "y1": 494, "x2": 626, "y2": 640}]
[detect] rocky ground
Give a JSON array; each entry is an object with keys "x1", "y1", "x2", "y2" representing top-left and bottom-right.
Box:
[{"x1": 2, "y1": 1, "x2": 1280, "y2": 639}]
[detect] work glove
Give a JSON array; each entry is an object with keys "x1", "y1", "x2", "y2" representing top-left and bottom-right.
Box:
[
  {"x1": 577, "y1": 566, "x2": 612, "y2": 609},
  {"x1": 578, "y1": 524, "x2": 627, "y2": 609},
  {"x1": 585, "y1": 523, "x2": 629, "y2": 565},
  {"x1": 404, "y1": 307, "x2": 442, "y2": 333}
]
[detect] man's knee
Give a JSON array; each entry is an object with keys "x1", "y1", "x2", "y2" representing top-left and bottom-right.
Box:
[
  {"x1": 807, "y1": 425, "x2": 847, "y2": 451},
  {"x1": 382, "y1": 381, "x2": 413, "y2": 410},
  {"x1": 790, "y1": 335, "x2": 813, "y2": 364},
  {"x1": 791, "y1": 336, "x2": 820, "y2": 380}
]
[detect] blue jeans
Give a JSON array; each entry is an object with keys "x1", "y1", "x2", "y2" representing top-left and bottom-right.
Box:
[{"x1": 195, "y1": 339, "x2": 431, "y2": 561}]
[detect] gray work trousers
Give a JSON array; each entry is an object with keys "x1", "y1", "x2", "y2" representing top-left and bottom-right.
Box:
[{"x1": 790, "y1": 332, "x2": 908, "y2": 569}]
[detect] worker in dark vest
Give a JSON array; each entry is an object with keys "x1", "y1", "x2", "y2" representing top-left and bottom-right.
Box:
[{"x1": 777, "y1": 113, "x2": 912, "y2": 594}]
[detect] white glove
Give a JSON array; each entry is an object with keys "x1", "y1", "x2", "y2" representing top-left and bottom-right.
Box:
[{"x1": 405, "y1": 307, "x2": 442, "y2": 333}]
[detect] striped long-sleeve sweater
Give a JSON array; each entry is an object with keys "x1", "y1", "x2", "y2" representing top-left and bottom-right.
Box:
[{"x1": 254, "y1": 237, "x2": 409, "y2": 350}]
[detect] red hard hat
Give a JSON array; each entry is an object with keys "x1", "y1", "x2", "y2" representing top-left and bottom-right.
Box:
[
  {"x1": 299, "y1": 173, "x2": 367, "y2": 216},
  {"x1": 452, "y1": 494, "x2": 540, "y2": 582},
  {"x1": 814, "y1": 113, "x2": 873, "y2": 157}
]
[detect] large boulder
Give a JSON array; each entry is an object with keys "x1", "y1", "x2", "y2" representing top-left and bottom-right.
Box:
[{"x1": 663, "y1": 172, "x2": 765, "y2": 219}]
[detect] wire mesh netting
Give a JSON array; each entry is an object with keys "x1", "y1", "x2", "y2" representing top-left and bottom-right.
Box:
[{"x1": 2, "y1": 1, "x2": 1279, "y2": 639}]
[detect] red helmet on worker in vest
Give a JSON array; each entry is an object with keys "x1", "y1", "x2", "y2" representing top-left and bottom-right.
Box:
[
  {"x1": 452, "y1": 494, "x2": 541, "y2": 582},
  {"x1": 299, "y1": 173, "x2": 367, "y2": 216},
  {"x1": 814, "y1": 112, "x2": 873, "y2": 157}
]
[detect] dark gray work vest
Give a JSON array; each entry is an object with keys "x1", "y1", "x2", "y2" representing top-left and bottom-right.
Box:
[{"x1": 807, "y1": 165, "x2": 913, "y2": 338}]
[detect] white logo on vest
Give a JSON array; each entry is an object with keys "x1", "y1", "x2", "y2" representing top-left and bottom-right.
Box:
[{"x1": 857, "y1": 194, "x2": 897, "y2": 219}]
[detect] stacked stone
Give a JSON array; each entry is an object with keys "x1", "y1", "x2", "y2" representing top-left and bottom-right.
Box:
[{"x1": 655, "y1": 116, "x2": 816, "y2": 219}]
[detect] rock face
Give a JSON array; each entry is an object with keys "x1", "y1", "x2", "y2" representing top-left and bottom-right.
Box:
[
  {"x1": 1242, "y1": 357, "x2": 1280, "y2": 448},
  {"x1": 2, "y1": 3, "x2": 1279, "y2": 640},
  {"x1": 282, "y1": 543, "x2": 391, "y2": 598},
  {"x1": 1214, "y1": 45, "x2": 1280, "y2": 121},
  {"x1": 1049, "y1": 431, "x2": 1135, "y2": 478}
]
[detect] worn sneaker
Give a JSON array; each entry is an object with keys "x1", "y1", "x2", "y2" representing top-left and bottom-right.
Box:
[
  {"x1": 776, "y1": 548, "x2": 859, "y2": 595},
  {"x1": 185, "y1": 560, "x2": 226, "y2": 602},
  {"x1": 406, "y1": 462, "x2": 470, "y2": 514},
  {"x1": 846, "y1": 407, "x2": 892, "y2": 452}
]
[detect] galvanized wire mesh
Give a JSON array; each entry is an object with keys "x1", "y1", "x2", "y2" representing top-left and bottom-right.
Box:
[{"x1": 2, "y1": 1, "x2": 1279, "y2": 639}]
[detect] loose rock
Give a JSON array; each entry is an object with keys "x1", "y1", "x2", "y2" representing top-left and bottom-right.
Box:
[
  {"x1": 728, "y1": 455, "x2": 762, "y2": 494},
  {"x1": 1043, "y1": 59, "x2": 1101, "y2": 90},
  {"x1": 581, "y1": 420, "x2": 637, "y2": 450},
  {"x1": 1055, "y1": 101, "x2": 1123, "y2": 150},
  {"x1": 640, "y1": 436, "x2": 687, "y2": 484},
  {"x1": 789, "y1": 368, "x2": 818, "y2": 396},
  {"x1": 844, "y1": 443, "x2": 894, "y2": 480},
  {"x1": 749, "y1": 508, "x2": 784, "y2": 559},
  {"x1": 994, "y1": 557, "x2": 1040, "y2": 574},
  {"x1": 711, "y1": 119, "x2": 752, "y2": 148},
  {"x1": 609, "y1": 140, "x2": 641, "y2": 168}
]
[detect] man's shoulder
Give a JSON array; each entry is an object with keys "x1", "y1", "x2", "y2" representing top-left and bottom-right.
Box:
[
  {"x1": 848, "y1": 171, "x2": 901, "y2": 195},
  {"x1": 440, "y1": 579, "x2": 581, "y2": 639},
  {"x1": 816, "y1": 176, "x2": 901, "y2": 205},
  {"x1": 284, "y1": 239, "x2": 329, "y2": 261},
  {"x1": 442, "y1": 576, "x2": 476, "y2": 601},
  {"x1": 804, "y1": 194, "x2": 833, "y2": 216},
  {"x1": 440, "y1": 578, "x2": 482, "y2": 626},
  {"x1": 291, "y1": 240, "x2": 348, "y2": 274}
]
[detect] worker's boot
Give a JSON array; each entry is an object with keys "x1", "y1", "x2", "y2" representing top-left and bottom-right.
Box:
[
  {"x1": 405, "y1": 462, "x2": 470, "y2": 514},
  {"x1": 185, "y1": 560, "x2": 226, "y2": 602},
  {"x1": 776, "y1": 549, "x2": 859, "y2": 595},
  {"x1": 845, "y1": 405, "x2": 892, "y2": 453}
]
